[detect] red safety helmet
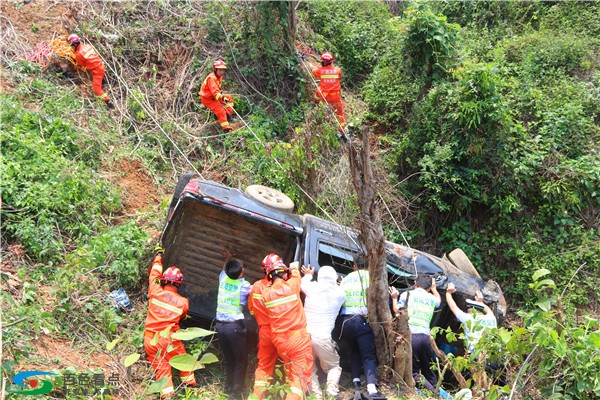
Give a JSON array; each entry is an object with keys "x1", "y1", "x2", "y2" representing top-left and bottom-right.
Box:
[
  {"x1": 320, "y1": 52, "x2": 334, "y2": 65},
  {"x1": 213, "y1": 59, "x2": 227, "y2": 69},
  {"x1": 67, "y1": 34, "x2": 81, "y2": 45},
  {"x1": 262, "y1": 253, "x2": 285, "y2": 271},
  {"x1": 162, "y1": 266, "x2": 184, "y2": 285}
]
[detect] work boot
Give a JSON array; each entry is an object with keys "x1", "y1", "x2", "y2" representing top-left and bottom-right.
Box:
[
  {"x1": 105, "y1": 100, "x2": 115, "y2": 109},
  {"x1": 223, "y1": 127, "x2": 233, "y2": 133}
]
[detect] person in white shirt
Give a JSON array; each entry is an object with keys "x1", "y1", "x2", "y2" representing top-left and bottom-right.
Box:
[
  {"x1": 301, "y1": 265, "x2": 346, "y2": 400},
  {"x1": 445, "y1": 283, "x2": 497, "y2": 354},
  {"x1": 390, "y1": 275, "x2": 447, "y2": 397}
]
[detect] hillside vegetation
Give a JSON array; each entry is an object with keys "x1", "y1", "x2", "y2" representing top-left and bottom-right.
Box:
[{"x1": 1, "y1": 1, "x2": 599, "y2": 399}]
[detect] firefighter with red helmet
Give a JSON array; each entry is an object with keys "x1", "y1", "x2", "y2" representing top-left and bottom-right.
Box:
[
  {"x1": 312, "y1": 52, "x2": 345, "y2": 132},
  {"x1": 200, "y1": 59, "x2": 234, "y2": 132},
  {"x1": 261, "y1": 254, "x2": 313, "y2": 400},
  {"x1": 143, "y1": 246, "x2": 196, "y2": 398},
  {"x1": 66, "y1": 34, "x2": 114, "y2": 109},
  {"x1": 248, "y1": 254, "x2": 283, "y2": 399}
]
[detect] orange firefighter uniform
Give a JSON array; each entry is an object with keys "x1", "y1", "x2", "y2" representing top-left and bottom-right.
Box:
[
  {"x1": 200, "y1": 71, "x2": 234, "y2": 132},
  {"x1": 312, "y1": 64, "x2": 345, "y2": 130},
  {"x1": 248, "y1": 277, "x2": 279, "y2": 399},
  {"x1": 262, "y1": 264, "x2": 313, "y2": 400},
  {"x1": 73, "y1": 44, "x2": 109, "y2": 103},
  {"x1": 143, "y1": 255, "x2": 196, "y2": 398}
]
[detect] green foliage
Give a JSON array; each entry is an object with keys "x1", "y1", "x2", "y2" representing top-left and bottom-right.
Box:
[
  {"x1": 234, "y1": 2, "x2": 302, "y2": 104},
  {"x1": 486, "y1": 270, "x2": 600, "y2": 398},
  {"x1": 65, "y1": 222, "x2": 150, "y2": 290},
  {"x1": 1, "y1": 94, "x2": 122, "y2": 263},
  {"x1": 403, "y1": 2, "x2": 460, "y2": 81},
  {"x1": 362, "y1": 2, "x2": 460, "y2": 127},
  {"x1": 304, "y1": 0, "x2": 392, "y2": 84}
]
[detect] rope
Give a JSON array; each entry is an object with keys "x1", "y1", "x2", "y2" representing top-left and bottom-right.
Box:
[
  {"x1": 292, "y1": 39, "x2": 416, "y2": 255},
  {"x1": 85, "y1": 40, "x2": 205, "y2": 179}
]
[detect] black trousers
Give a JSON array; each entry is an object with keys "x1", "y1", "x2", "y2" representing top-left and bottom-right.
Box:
[
  {"x1": 215, "y1": 319, "x2": 248, "y2": 395},
  {"x1": 412, "y1": 333, "x2": 437, "y2": 392}
]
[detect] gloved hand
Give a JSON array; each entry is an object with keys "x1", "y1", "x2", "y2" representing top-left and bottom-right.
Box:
[
  {"x1": 223, "y1": 94, "x2": 233, "y2": 107},
  {"x1": 154, "y1": 244, "x2": 165, "y2": 255}
]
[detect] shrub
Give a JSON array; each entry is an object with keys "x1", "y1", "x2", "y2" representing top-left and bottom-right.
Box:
[{"x1": 1, "y1": 95, "x2": 122, "y2": 263}]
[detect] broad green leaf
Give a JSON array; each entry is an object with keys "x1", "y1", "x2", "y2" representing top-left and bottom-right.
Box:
[
  {"x1": 588, "y1": 331, "x2": 600, "y2": 347},
  {"x1": 150, "y1": 332, "x2": 159, "y2": 346},
  {"x1": 199, "y1": 352, "x2": 218, "y2": 364},
  {"x1": 554, "y1": 338, "x2": 567, "y2": 358},
  {"x1": 536, "y1": 298, "x2": 551, "y2": 312},
  {"x1": 500, "y1": 331, "x2": 513, "y2": 345},
  {"x1": 147, "y1": 377, "x2": 168, "y2": 394},
  {"x1": 169, "y1": 354, "x2": 205, "y2": 372},
  {"x1": 171, "y1": 327, "x2": 215, "y2": 341},
  {"x1": 124, "y1": 353, "x2": 141, "y2": 367},
  {"x1": 106, "y1": 338, "x2": 120, "y2": 351},
  {"x1": 160, "y1": 326, "x2": 171, "y2": 338},
  {"x1": 532, "y1": 269, "x2": 551, "y2": 281}
]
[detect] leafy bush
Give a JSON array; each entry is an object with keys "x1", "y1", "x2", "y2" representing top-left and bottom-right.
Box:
[
  {"x1": 1, "y1": 94, "x2": 122, "y2": 263},
  {"x1": 303, "y1": 0, "x2": 392, "y2": 84},
  {"x1": 65, "y1": 222, "x2": 150, "y2": 290}
]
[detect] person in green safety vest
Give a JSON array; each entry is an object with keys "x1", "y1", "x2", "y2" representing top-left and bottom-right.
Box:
[
  {"x1": 390, "y1": 275, "x2": 453, "y2": 399},
  {"x1": 215, "y1": 253, "x2": 252, "y2": 398}
]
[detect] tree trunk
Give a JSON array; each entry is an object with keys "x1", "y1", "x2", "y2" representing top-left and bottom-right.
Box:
[
  {"x1": 392, "y1": 309, "x2": 415, "y2": 388},
  {"x1": 349, "y1": 126, "x2": 414, "y2": 391},
  {"x1": 348, "y1": 126, "x2": 392, "y2": 366}
]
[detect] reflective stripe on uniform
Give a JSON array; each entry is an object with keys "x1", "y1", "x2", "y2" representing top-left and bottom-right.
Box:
[
  {"x1": 321, "y1": 74, "x2": 339, "y2": 79},
  {"x1": 290, "y1": 386, "x2": 304, "y2": 396},
  {"x1": 151, "y1": 298, "x2": 183, "y2": 315},
  {"x1": 181, "y1": 374, "x2": 195, "y2": 383},
  {"x1": 83, "y1": 48, "x2": 96, "y2": 59},
  {"x1": 161, "y1": 386, "x2": 175, "y2": 396},
  {"x1": 265, "y1": 294, "x2": 298, "y2": 308}
]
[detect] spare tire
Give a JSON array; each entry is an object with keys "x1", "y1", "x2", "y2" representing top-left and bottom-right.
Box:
[
  {"x1": 245, "y1": 184, "x2": 295, "y2": 213},
  {"x1": 448, "y1": 248, "x2": 481, "y2": 278}
]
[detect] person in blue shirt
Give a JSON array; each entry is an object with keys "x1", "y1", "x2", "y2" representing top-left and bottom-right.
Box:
[{"x1": 215, "y1": 255, "x2": 252, "y2": 398}]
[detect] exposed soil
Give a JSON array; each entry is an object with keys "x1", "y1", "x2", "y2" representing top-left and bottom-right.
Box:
[
  {"x1": 105, "y1": 158, "x2": 165, "y2": 214},
  {"x1": 0, "y1": 0, "x2": 79, "y2": 49}
]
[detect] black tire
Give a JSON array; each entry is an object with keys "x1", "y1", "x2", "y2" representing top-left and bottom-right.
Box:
[
  {"x1": 245, "y1": 184, "x2": 295, "y2": 213},
  {"x1": 166, "y1": 173, "x2": 194, "y2": 223},
  {"x1": 448, "y1": 248, "x2": 481, "y2": 278}
]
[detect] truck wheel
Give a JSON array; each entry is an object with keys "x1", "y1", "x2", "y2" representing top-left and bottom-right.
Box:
[
  {"x1": 245, "y1": 184, "x2": 295, "y2": 213},
  {"x1": 448, "y1": 248, "x2": 481, "y2": 278},
  {"x1": 167, "y1": 173, "x2": 194, "y2": 222}
]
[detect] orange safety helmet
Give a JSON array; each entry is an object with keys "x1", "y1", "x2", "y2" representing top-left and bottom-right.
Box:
[
  {"x1": 213, "y1": 59, "x2": 227, "y2": 69},
  {"x1": 262, "y1": 253, "x2": 285, "y2": 271},
  {"x1": 162, "y1": 266, "x2": 184, "y2": 285},
  {"x1": 320, "y1": 52, "x2": 334, "y2": 65},
  {"x1": 67, "y1": 34, "x2": 81, "y2": 45}
]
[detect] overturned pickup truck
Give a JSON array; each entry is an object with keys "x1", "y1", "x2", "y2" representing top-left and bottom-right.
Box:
[{"x1": 160, "y1": 175, "x2": 506, "y2": 331}]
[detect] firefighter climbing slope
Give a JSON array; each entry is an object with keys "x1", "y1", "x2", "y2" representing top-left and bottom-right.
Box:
[
  {"x1": 67, "y1": 34, "x2": 114, "y2": 109},
  {"x1": 312, "y1": 52, "x2": 346, "y2": 132},
  {"x1": 200, "y1": 59, "x2": 235, "y2": 133}
]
